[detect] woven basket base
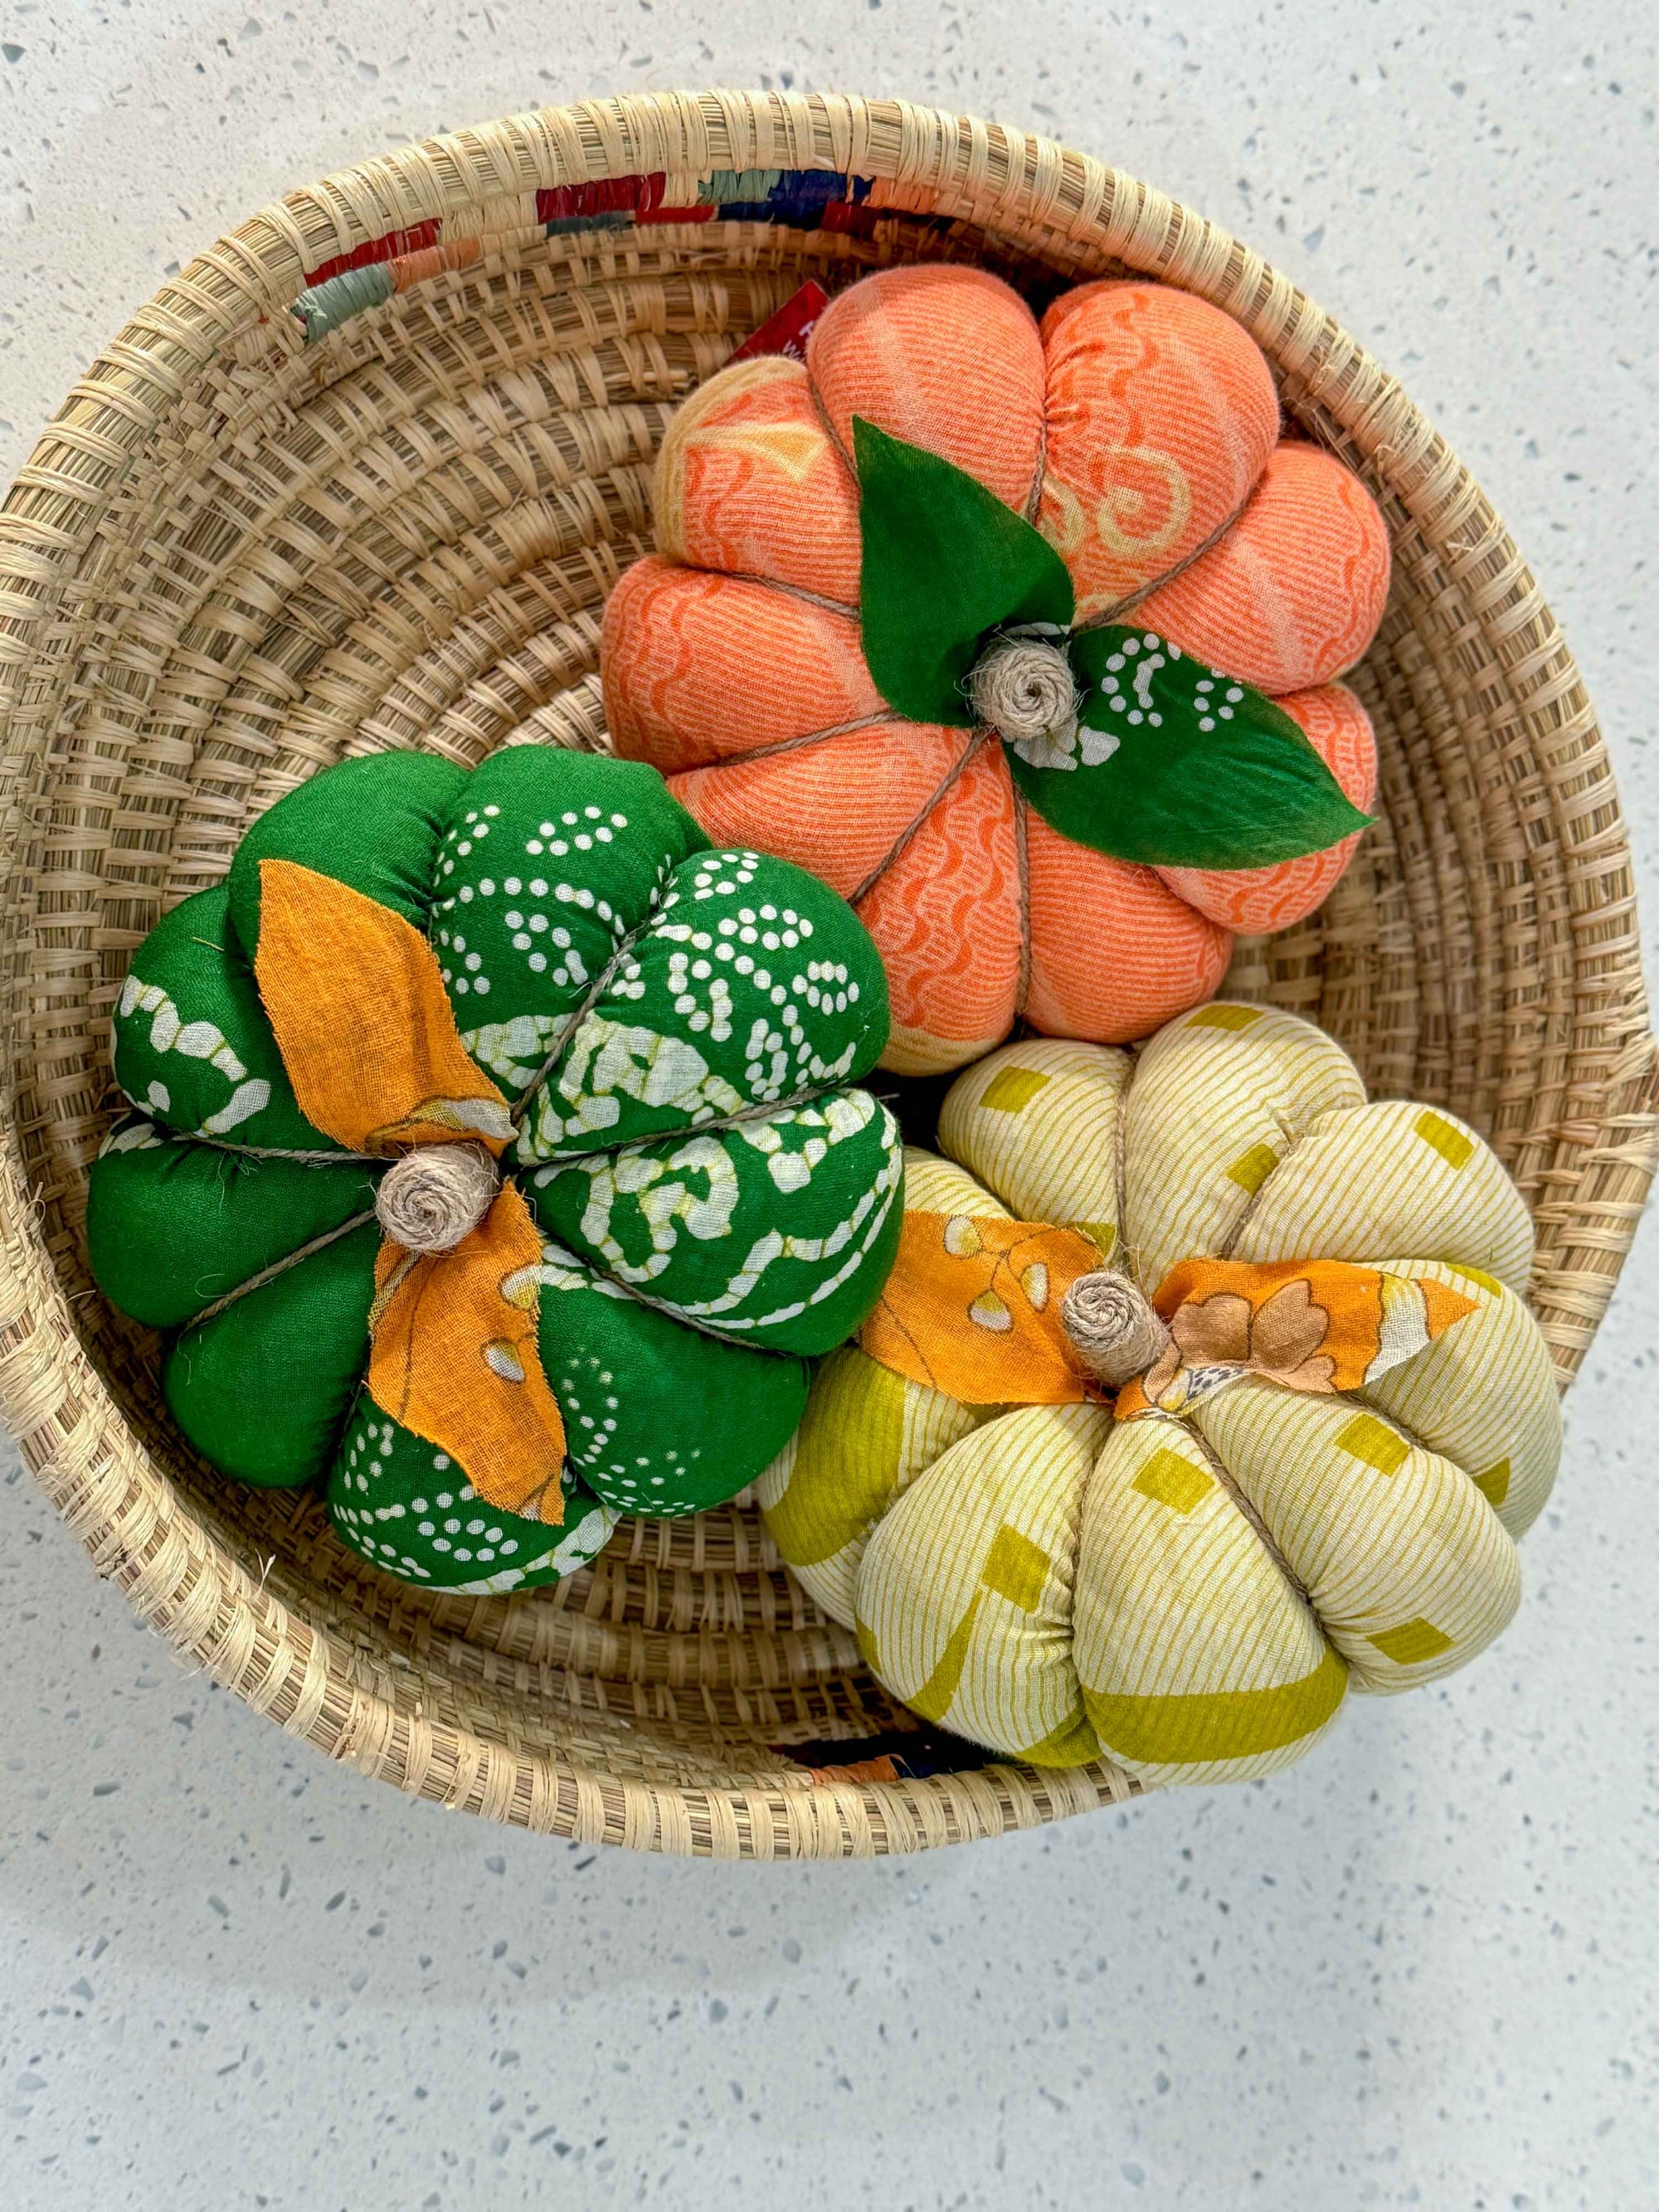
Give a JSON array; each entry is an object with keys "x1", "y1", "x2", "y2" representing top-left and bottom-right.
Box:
[{"x1": 0, "y1": 94, "x2": 1652, "y2": 1855}]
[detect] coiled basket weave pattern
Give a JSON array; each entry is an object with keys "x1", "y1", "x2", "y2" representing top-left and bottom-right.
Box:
[{"x1": 0, "y1": 93, "x2": 1652, "y2": 1858}]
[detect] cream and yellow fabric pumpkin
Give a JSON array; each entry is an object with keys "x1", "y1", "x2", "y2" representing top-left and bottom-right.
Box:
[{"x1": 758, "y1": 1003, "x2": 1561, "y2": 1786}]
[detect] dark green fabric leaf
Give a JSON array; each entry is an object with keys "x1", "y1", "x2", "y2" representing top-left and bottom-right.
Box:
[
  {"x1": 854, "y1": 417, "x2": 1074, "y2": 728},
  {"x1": 1004, "y1": 626, "x2": 1371, "y2": 868},
  {"x1": 227, "y1": 750, "x2": 468, "y2": 955},
  {"x1": 87, "y1": 1116, "x2": 380, "y2": 1329},
  {"x1": 162, "y1": 1219, "x2": 380, "y2": 1489},
  {"x1": 329, "y1": 1395, "x2": 619, "y2": 1592}
]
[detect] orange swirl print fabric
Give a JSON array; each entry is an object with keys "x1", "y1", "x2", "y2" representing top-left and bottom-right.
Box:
[{"x1": 1038, "y1": 280, "x2": 1282, "y2": 618}]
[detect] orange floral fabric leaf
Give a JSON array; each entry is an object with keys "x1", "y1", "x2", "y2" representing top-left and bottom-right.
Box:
[
  {"x1": 254, "y1": 858, "x2": 513, "y2": 1155},
  {"x1": 367, "y1": 1183, "x2": 567, "y2": 1524},
  {"x1": 858, "y1": 1211, "x2": 1107, "y2": 1407},
  {"x1": 1115, "y1": 1256, "x2": 1477, "y2": 1420}
]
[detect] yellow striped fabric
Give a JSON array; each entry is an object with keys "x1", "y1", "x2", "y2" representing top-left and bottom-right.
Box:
[
  {"x1": 855, "y1": 1403, "x2": 1111, "y2": 1766},
  {"x1": 1122, "y1": 1004, "x2": 1366, "y2": 1290},
  {"x1": 758, "y1": 1001, "x2": 1561, "y2": 1790},
  {"x1": 902, "y1": 1147, "x2": 1010, "y2": 1223},
  {"x1": 757, "y1": 1344, "x2": 987, "y2": 1623},
  {"x1": 1189, "y1": 1380, "x2": 1522, "y2": 1694},
  {"x1": 1074, "y1": 1417, "x2": 1345, "y2": 1786},
  {"x1": 756, "y1": 1147, "x2": 1000, "y2": 1618},
  {"x1": 1231, "y1": 1099, "x2": 1535, "y2": 1295},
  {"x1": 938, "y1": 1038, "x2": 1131, "y2": 1257},
  {"x1": 1356, "y1": 1257, "x2": 1559, "y2": 1539}
]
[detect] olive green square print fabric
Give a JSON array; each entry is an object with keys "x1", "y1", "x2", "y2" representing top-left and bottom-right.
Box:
[{"x1": 87, "y1": 746, "x2": 901, "y2": 1595}]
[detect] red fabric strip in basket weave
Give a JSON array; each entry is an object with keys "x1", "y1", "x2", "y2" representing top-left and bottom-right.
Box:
[{"x1": 305, "y1": 219, "x2": 442, "y2": 288}]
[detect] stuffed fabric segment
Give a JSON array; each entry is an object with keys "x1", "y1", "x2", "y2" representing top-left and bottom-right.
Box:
[
  {"x1": 603, "y1": 265, "x2": 1390, "y2": 1074},
  {"x1": 525, "y1": 1090, "x2": 902, "y2": 1356},
  {"x1": 759, "y1": 1003, "x2": 1561, "y2": 1787},
  {"x1": 104, "y1": 882, "x2": 344, "y2": 1155},
  {"x1": 88, "y1": 746, "x2": 899, "y2": 1596}
]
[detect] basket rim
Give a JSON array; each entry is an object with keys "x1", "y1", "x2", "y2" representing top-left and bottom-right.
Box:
[{"x1": 0, "y1": 89, "x2": 1652, "y2": 1857}]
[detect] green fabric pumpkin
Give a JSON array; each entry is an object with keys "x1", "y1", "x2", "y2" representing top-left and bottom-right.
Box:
[{"x1": 87, "y1": 746, "x2": 901, "y2": 1595}]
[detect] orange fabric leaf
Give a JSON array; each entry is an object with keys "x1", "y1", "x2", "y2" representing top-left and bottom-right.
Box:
[
  {"x1": 1115, "y1": 1256, "x2": 1477, "y2": 1419},
  {"x1": 858, "y1": 1211, "x2": 1107, "y2": 1406},
  {"x1": 367, "y1": 1183, "x2": 567, "y2": 1524},
  {"x1": 254, "y1": 858, "x2": 514, "y2": 1155}
]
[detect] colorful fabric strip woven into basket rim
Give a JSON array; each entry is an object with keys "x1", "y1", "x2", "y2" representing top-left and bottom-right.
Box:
[{"x1": 292, "y1": 167, "x2": 975, "y2": 343}]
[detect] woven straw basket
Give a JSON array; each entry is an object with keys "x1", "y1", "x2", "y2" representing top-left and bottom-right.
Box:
[{"x1": 1, "y1": 92, "x2": 1653, "y2": 1859}]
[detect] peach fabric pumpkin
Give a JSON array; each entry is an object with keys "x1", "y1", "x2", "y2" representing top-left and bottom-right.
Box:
[{"x1": 601, "y1": 266, "x2": 1390, "y2": 1075}]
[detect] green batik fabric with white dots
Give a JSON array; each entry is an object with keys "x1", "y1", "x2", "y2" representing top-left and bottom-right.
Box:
[
  {"x1": 330, "y1": 1396, "x2": 620, "y2": 1594},
  {"x1": 104, "y1": 881, "x2": 345, "y2": 1154},
  {"x1": 87, "y1": 744, "x2": 902, "y2": 1597}
]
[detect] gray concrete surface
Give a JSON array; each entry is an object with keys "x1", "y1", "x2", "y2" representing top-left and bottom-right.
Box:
[{"x1": 2, "y1": 3, "x2": 1656, "y2": 2205}]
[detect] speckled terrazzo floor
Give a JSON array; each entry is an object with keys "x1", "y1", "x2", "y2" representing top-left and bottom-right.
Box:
[{"x1": 2, "y1": 4, "x2": 1657, "y2": 2207}]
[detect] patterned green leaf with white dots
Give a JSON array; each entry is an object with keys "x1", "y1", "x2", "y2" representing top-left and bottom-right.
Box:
[
  {"x1": 328, "y1": 1394, "x2": 619, "y2": 1594},
  {"x1": 512, "y1": 845, "x2": 888, "y2": 1160},
  {"x1": 523, "y1": 1095, "x2": 904, "y2": 1359},
  {"x1": 1002, "y1": 624, "x2": 1370, "y2": 869},
  {"x1": 109, "y1": 885, "x2": 338, "y2": 1152}
]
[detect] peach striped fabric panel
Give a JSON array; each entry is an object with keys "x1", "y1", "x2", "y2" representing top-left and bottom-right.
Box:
[
  {"x1": 1038, "y1": 281, "x2": 1281, "y2": 620},
  {"x1": 672, "y1": 733, "x2": 1024, "y2": 1072},
  {"x1": 807, "y1": 264, "x2": 1046, "y2": 511},
  {"x1": 856, "y1": 750, "x2": 1024, "y2": 1072},
  {"x1": 652, "y1": 355, "x2": 862, "y2": 602},
  {"x1": 1023, "y1": 813, "x2": 1233, "y2": 1043},
  {"x1": 669, "y1": 722, "x2": 967, "y2": 900},
  {"x1": 1138, "y1": 441, "x2": 1393, "y2": 693},
  {"x1": 600, "y1": 561, "x2": 878, "y2": 771}
]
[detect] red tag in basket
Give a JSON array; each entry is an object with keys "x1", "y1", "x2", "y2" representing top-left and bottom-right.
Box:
[{"x1": 729, "y1": 280, "x2": 830, "y2": 364}]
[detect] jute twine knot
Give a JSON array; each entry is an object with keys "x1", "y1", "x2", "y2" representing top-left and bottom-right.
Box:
[
  {"x1": 966, "y1": 631, "x2": 1079, "y2": 749},
  {"x1": 1061, "y1": 1270, "x2": 1172, "y2": 1388},
  {"x1": 374, "y1": 1142, "x2": 499, "y2": 1255}
]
